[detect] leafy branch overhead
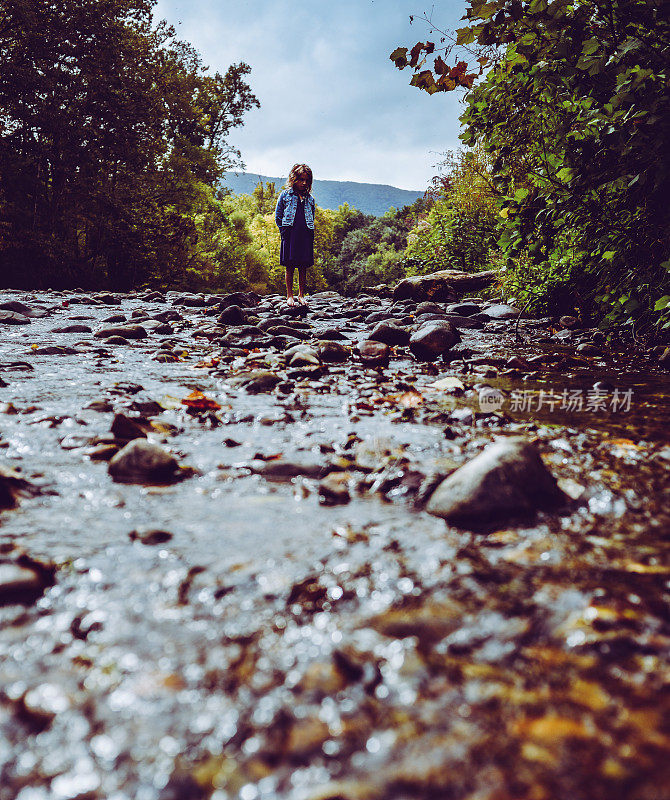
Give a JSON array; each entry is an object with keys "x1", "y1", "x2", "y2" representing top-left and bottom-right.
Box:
[
  {"x1": 389, "y1": 5, "x2": 496, "y2": 94},
  {"x1": 392, "y1": 1, "x2": 670, "y2": 338}
]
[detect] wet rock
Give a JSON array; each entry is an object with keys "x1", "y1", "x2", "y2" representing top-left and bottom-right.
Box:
[
  {"x1": 577, "y1": 342, "x2": 602, "y2": 355},
  {"x1": 18, "y1": 683, "x2": 70, "y2": 731},
  {"x1": 173, "y1": 294, "x2": 207, "y2": 307},
  {"x1": 426, "y1": 437, "x2": 568, "y2": 528},
  {"x1": 316, "y1": 340, "x2": 350, "y2": 363},
  {"x1": 358, "y1": 340, "x2": 390, "y2": 367},
  {"x1": 0, "y1": 467, "x2": 42, "y2": 509},
  {"x1": 0, "y1": 310, "x2": 30, "y2": 325},
  {"x1": 0, "y1": 301, "x2": 48, "y2": 317},
  {"x1": 368, "y1": 322, "x2": 410, "y2": 346},
  {"x1": 257, "y1": 459, "x2": 327, "y2": 481},
  {"x1": 319, "y1": 472, "x2": 351, "y2": 505},
  {"x1": 0, "y1": 555, "x2": 56, "y2": 605},
  {"x1": 409, "y1": 321, "x2": 459, "y2": 361},
  {"x1": 102, "y1": 313, "x2": 127, "y2": 323},
  {"x1": 218, "y1": 290, "x2": 259, "y2": 308},
  {"x1": 129, "y1": 527, "x2": 174, "y2": 545},
  {"x1": 110, "y1": 413, "x2": 153, "y2": 441},
  {"x1": 560, "y1": 315, "x2": 579, "y2": 329},
  {"x1": 393, "y1": 269, "x2": 496, "y2": 301},
  {"x1": 154, "y1": 309, "x2": 182, "y2": 322},
  {"x1": 108, "y1": 439, "x2": 182, "y2": 484},
  {"x1": 218, "y1": 305, "x2": 247, "y2": 325},
  {"x1": 228, "y1": 370, "x2": 281, "y2": 393},
  {"x1": 52, "y1": 324, "x2": 92, "y2": 333},
  {"x1": 94, "y1": 324, "x2": 148, "y2": 339},
  {"x1": 659, "y1": 347, "x2": 670, "y2": 368},
  {"x1": 286, "y1": 345, "x2": 320, "y2": 367},
  {"x1": 96, "y1": 292, "x2": 121, "y2": 304},
  {"x1": 415, "y1": 301, "x2": 445, "y2": 315},
  {"x1": 31, "y1": 345, "x2": 79, "y2": 355},
  {"x1": 450, "y1": 407, "x2": 474, "y2": 425},
  {"x1": 442, "y1": 313, "x2": 485, "y2": 329},
  {"x1": 317, "y1": 327, "x2": 348, "y2": 340},
  {"x1": 446, "y1": 302, "x2": 481, "y2": 315},
  {"x1": 482, "y1": 303, "x2": 520, "y2": 320}
]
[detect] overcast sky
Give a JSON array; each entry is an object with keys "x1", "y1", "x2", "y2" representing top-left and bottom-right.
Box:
[{"x1": 154, "y1": 0, "x2": 469, "y2": 190}]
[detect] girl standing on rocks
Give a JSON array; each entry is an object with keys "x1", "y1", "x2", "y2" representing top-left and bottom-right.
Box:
[{"x1": 275, "y1": 164, "x2": 315, "y2": 306}]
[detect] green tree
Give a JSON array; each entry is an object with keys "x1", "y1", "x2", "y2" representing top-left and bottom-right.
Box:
[
  {"x1": 392, "y1": 1, "x2": 670, "y2": 336},
  {"x1": 0, "y1": 0, "x2": 258, "y2": 289}
]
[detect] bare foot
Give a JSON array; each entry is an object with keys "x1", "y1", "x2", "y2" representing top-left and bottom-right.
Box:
[
  {"x1": 286, "y1": 296, "x2": 296, "y2": 306},
  {"x1": 297, "y1": 295, "x2": 308, "y2": 306}
]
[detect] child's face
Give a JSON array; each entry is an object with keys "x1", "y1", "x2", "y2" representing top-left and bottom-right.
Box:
[{"x1": 294, "y1": 174, "x2": 309, "y2": 193}]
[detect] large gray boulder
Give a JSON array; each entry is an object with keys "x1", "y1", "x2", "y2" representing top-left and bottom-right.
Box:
[
  {"x1": 426, "y1": 438, "x2": 567, "y2": 529},
  {"x1": 393, "y1": 270, "x2": 497, "y2": 302},
  {"x1": 409, "y1": 321, "x2": 459, "y2": 361}
]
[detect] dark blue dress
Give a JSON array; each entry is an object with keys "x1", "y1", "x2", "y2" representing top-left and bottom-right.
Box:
[{"x1": 280, "y1": 196, "x2": 314, "y2": 268}]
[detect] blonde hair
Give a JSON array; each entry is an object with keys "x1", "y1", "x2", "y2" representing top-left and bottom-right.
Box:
[{"x1": 286, "y1": 164, "x2": 313, "y2": 192}]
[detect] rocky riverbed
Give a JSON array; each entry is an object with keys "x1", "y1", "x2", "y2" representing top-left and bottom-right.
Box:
[{"x1": 0, "y1": 286, "x2": 668, "y2": 800}]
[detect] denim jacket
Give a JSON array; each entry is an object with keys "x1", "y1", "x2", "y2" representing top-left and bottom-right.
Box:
[{"x1": 275, "y1": 188, "x2": 315, "y2": 230}]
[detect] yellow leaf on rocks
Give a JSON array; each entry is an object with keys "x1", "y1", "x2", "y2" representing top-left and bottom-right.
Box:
[{"x1": 514, "y1": 714, "x2": 592, "y2": 742}]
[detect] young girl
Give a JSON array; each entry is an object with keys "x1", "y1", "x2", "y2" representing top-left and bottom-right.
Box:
[{"x1": 275, "y1": 164, "x2": 315, "y2": 306}]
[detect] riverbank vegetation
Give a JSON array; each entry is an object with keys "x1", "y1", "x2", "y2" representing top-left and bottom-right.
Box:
[{"x1": 392, "y1": 0, "x2": 670, "y2": 341}]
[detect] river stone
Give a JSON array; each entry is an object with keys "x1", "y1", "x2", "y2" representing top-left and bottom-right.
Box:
[
  {"x1": 0, "y1": 311, "x2": 30, "y2": 325},
  {"x1": 442, "y1": 314, "x2": 485, "y2": 329},
  {"x1": 482, "y1": 303, "x2": 520, "y2": 320},
  {"x1": 368, "y1": 322, "x2": 410, "y2": 346},
  {"x1": 218, "y1": 305, "x2": 246, "y2": 324},
  {"x1": 446, "y1": 302, "x2": 482, "y2": 316},
  {"x1": 358, "y1": 340, "x2": 390, "y2": 367},
  {"x1": 409, "y1": 322, "x2": 459, "y2": 361},
  {"x1": 172, "y1": 294, "x2": 206, "y2": 307},
  {"x1": 0, "y1": 467, "x2": 41, "y2": 509},
  {"x1": 393, "y1": 269, "x2": 496, "y2": 302},
  {"x1": 129, "y1": 528, "x2": 173, "y2": 545},
  {"x1": 228, "y1": 370, "x2": 281, "y2": 393},
  {"x1": 316, "y1": 327, "x2": 348, "y2": 340},
  {"x1": 287, "y1": 346, "x2": 320, "y2": 367},
  {"x1": 576, "y1": 342, "x2": 602, "y2": 355},
  {"x1": 108, "y1": 439, "x2": 181, "y2": 484},
  {"x1": 0, "y1": 301, "x2": 48, "y2": 318},
  {"x1": 218, "y1": 291, "x2": 259, "y2": 308},
  {"x1": 0, "y1": 556, "x2": 55, "y2": 605},
  {"x1": 426, "y1": 438, "x2": 567, "y2": 529},
  {"x1": 111, "y1": 413, "x2": 153, "y2": 441},
  {"x1": 415, "y1": 302, "x2": 444, "y2": 315},
  {"x1": 94, "y1": 324, "x2": 148, "y2": 339},
  {"x1": 53, "y1": 324, "x2": 92, "y2": 333},
  {"x1": 316, "y1": 341, "x2": 349, "y2": 363},
  {"x1": 257, "y1": 459, "x2": 327, "y2": 481},
  {"x1": 96, "y1": 293, "x2": 122, "y2": 304},
  {"x1": 154, "y1": 309, "x2": 182, "y2": 322}
]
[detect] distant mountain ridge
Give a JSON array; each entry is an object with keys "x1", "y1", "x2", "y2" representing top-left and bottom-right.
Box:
[{"x1": 222, "y1": 172, "x2": 425, "y2": 217}]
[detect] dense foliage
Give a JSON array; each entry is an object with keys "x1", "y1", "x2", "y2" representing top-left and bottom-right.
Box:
[
  {"x1": 393, "y1": 1, "x2": 670, "y2": 338},
  {"x1": 0, "y1": 0, "x2": 258, "y2": 289}
]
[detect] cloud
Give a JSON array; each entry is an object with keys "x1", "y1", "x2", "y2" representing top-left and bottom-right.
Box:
[{"x1": 155, "y1": 0, "x2": 468, "y2": 189}]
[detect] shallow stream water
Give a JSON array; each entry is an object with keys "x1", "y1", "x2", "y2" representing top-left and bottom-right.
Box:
[{"x1": 0, "y1": 289, "x2": 668, "y2": 800}]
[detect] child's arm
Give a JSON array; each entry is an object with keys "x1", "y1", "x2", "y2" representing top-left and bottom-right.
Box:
[{"x1": 275, "y1": 192, "x2": 285, "y2": 228}]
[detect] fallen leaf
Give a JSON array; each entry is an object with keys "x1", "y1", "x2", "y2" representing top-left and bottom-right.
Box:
[{"x1": 182, "y1": 390, "x2": 221, "y2": 411}]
